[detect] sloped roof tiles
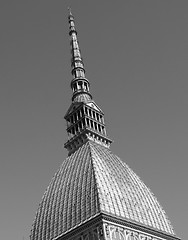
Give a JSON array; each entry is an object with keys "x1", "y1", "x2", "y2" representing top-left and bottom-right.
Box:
[{"x1": 30, "y1": 141, "x2": 175, "y2": 240}]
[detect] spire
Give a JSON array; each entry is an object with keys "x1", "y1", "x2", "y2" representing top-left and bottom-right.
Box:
[
  {"x1": 68, "y1": 9, "x2": 92, "y2": 103},
  {"x1": 65, "y1": 10, "x2": 112, "y2": 155}
]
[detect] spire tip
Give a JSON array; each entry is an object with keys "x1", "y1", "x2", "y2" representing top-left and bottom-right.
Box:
[{"x1": 68, "y1": 7, "x2": 72, "y2": 16}]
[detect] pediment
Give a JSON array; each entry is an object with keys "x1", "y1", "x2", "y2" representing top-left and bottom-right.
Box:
[
  {"x1": 65, "y1": 101, "x2": 103, "y2": 118},
  {"x1": 86, "y1": 101, "x2": 103, "y2": 113}
]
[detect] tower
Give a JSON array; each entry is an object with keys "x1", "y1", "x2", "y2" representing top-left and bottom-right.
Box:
[
  {"x1": 64, "y1": 9, "x2": 112, "y2": 155},
  {"x1": 30, "y1": 10, "x2": 181, "y2": 240}
]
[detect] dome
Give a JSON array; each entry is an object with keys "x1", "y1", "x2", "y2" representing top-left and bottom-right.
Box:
[
  {"x1": 72, "y1": 93, "x2": 92, "y2": 103},
  {"x1": 30, "y1": 140, "x2": 175, "y2": 240}
]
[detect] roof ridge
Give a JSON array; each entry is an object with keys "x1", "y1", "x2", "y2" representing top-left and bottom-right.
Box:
[{"x1": 88, "y1": 141, "x2": 103, "y2": 213}]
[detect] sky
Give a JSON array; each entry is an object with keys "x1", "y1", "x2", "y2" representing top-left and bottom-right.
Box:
[{"x1": 0, "y1": 1, "x2": 187, "y2": 240}]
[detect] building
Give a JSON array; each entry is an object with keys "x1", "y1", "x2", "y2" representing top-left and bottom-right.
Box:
[{"x1": 30, "y1": 10, "x2": 181, "y2": 240}]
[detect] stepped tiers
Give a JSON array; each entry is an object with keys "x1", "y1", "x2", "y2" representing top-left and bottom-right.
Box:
[{"x1": 30, "y1": 9, "x2": 181, "y2": 240}]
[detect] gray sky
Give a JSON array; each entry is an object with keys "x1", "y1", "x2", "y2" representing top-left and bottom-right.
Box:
[{"x1": 0, "y1": 1, "x2": 187, "y2": 240}]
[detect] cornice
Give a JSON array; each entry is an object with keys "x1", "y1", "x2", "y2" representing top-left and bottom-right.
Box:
[{"x1": 101, "y1": 212, "x2": 181, "y2": 240}]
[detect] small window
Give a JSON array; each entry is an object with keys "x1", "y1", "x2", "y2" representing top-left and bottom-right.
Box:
[
  {"x1": 77, "y1": 110, "x2": 80, "y2": 119},
  {"x1": 85, "y1": 107, "x2": 88, "y2": 115},
  {"x1": 96, "y1": 113, "x2": 99, "y2": 121},
  {"x1": 89, "y1": 109, "x2": 92, "y2": 117},
  {"x1": 86, "y1": 118, "x2": 89, "y2": 126},
  {"x1": 78, "y1": 81, "x2": 82, "y2": 89},
  {"x1": 84, "y1": 82, "x2": 88, "y2": 91},
  {"x1": 71, "y1": 116, "x2": 74, "y2": 123},
  {"x1": 83, "y1": 118, "x2": 86, "y2": 126},
  {"x1": 98, "y1": 124, "x2": 101, "y2": 132}
]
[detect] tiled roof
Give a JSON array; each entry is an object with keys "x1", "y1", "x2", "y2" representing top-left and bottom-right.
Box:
[{"x1": 30, "y1": 141, "x2": 175, "y2": 240}]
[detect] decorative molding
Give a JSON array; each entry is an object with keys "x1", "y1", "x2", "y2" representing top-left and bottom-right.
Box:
[
  {"x1": 54, "y1": 213, "x2": 180, "y2": 240},
  {"x1": 101, "y1": 213, "x2": 180, "y2": 240},
  {"x1": 54, "y1": 214, "x2": 103, "y2": 240}
]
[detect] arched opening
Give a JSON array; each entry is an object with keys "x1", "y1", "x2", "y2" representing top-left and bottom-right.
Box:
[
  {"x1": 78, "y1": 81, "x2": 82, "y2": 89},
  {"x1": 84, "y1": 82, "x2": 88, "y2": 91}
]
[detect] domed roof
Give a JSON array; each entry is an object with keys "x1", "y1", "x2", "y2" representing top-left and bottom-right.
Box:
[
  {"x1": 73, "y1": 93, "x2": 92, "y2": 103},
  {"x1": 30, "y1": 141, "x2": 175, "y2": 240}
]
